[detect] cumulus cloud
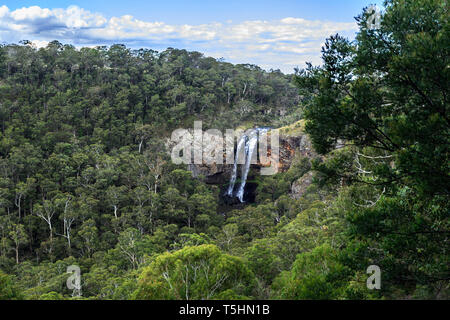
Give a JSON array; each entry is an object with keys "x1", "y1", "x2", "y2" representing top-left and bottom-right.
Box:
[{"x1": 0, "y1": 5, "x2": 358, "y2": 73}]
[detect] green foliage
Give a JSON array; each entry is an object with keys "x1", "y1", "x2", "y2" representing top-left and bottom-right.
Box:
[
  {"x1": 271, "y1": 243, "x2": 375, "y2": 300},
  {"x1": 133, "y1": 244, "x2": 255, "y2": 300},
  {"x1": 295, "y1": 0, "x2": 449, "y2": 298},
  {"x1": 0, "y1": 270, "x2": 24, "y2": 300},
  {"x1": 39, "y1": 291, "x2": 65, "y2": 300},
  {"x1": 244, "y1": 239, "x2": 282, "y2": 284},
  {"x1": 0, "y1": 0, "x2": 447, "y2": 301},
  {"x1": 272, "y1": 244, "x2": 345, "y2": 299},
  {"x1": 300, "y1": 0, "x2": 449, "y2": 196}
]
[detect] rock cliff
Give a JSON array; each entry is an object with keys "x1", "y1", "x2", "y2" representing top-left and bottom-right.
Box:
[{"x1": 184, "y1": 123, "x2": 319, "y2": 200}]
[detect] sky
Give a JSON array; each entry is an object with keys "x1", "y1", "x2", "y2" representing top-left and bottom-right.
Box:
[{"x1": 0, "y1": 1, "x2": 384, "y2": 73}]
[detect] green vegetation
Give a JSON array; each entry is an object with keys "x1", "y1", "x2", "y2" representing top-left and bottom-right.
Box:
[
  {"x1": 134, "y1": 244, "x2": 254, "y2": 300},
  {"x1": 0, "y1": 0, "x2": 448, "y2": 300}
]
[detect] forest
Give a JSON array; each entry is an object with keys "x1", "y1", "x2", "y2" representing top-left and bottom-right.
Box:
[{"x1": 0, "y1": 0, "x2": 448, "y2": 300}]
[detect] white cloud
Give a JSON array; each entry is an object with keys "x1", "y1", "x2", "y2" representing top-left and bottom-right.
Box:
[
  {"x1": 28, "y1": 39, "x2": 49, "y2": 48},
  {"x1": 0, "y1": 5, "x2": 358, "y2": 73},
  {"x1": 11, "y1": 6, "x2": 52, "y2": 21}
]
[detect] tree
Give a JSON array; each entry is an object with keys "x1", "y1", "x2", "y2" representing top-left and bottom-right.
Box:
[
  {"x1": 245, "y1": 239, "x2": 282, "y2": 285},
  {"x1": 272, "y1": 244, "x2": 360, "y2": 300},
  {"x1": 116, "y1": 228, "x2": 153, "y2": 269},
  {"x1": 55, "y1": 194, "x2": 76, "y2": 252},
  {"x1": 77, "y1": 219, "x2": 98, "y2": 258},
  {"x1": 105, "y1": 186, "x2": 127, "y2": 219},
  {"x1": 133, "y1": 124, "x2": 154, "y2": 154},
  {"x1": 216, "y1": 223, "x2": 238, "y2": 252},
  {"x1": 8, "y1": 223, "x2": 28, "y2": 264},
  {"x1": 133, "y1": 244, "x2": 255, "y2": 300},
  {"x1": 299, "y1": 0, "x2": 449, "y2": 196},
  {"x1": 187, "y1": 193, "x2": 217, "y2": 229},
  {"x1": 34, "y1": 199, "x2": 56, "y2": 253},
  {"x1": 14, "y1": 178, "x2": 35, "y2": 220},
  {"x1": 0, "y1": 270, "x2": 24, "y2": 300},
  {"x1": 296, "y1": 0, "x2": 449, "y2": 294},
  {"x1": 142, "y1": 149, "x2": 167, "y2": 195}
]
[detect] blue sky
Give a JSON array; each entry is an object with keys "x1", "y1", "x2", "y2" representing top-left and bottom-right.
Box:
[{"x1": 0, "y1": 1, "x2": 384, "y2": 73}]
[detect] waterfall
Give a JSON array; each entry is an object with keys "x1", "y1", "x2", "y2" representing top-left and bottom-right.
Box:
[{"x1": 227, "y1": 128, "x2": 268, "y2": 202}]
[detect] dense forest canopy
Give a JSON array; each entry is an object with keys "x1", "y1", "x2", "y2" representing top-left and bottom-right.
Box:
[{"x1": 0, "y1": 0, "x2": 448, "y2": 300}]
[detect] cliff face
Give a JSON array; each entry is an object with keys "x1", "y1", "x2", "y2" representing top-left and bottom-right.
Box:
[
  {"x1": 187, "y1": 134, "x2": 308, "y2": 182},
  {"x1": 188, "y1": 162, "x2": 231, "y2": 185},
  {"x1": 186, "y1": 129, "x2": 318, "y2": 200},
  {"x1": 164, "y1": 121, "x2": 318, "y2": 201},
  {"x1": 277, "y1": 134, "x2": 316, "y2": 171}
]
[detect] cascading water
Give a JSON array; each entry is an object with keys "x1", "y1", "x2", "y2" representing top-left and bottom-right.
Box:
[{"x1": 227, "y1": 128, "x2": 269, "y2": 202}]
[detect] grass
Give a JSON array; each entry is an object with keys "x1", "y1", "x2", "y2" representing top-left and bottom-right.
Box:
[{"x1": 278, "y1": 119, "x2": 306, "y2": 137}]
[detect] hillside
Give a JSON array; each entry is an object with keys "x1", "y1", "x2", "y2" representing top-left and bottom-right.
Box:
[{"x1": 0, "y1": 0, "x2": 448, "y2": 301}]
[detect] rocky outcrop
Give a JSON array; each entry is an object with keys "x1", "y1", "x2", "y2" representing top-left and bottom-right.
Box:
[
  {"x1": 167, "y1": 123, "x2": 319, "y2": 201},
  {"x1": 276, "y1": 134, "x2": 316, "y2": 172},
  {"x1": 188, "y1": 162, "x2": 232, "y2": 185},
  {"x1": 291, "y1": 171, "x2": 314, "y2": 199},
  {"x1": 186, "y1": 131, "x2": 316, "y2": 184}
]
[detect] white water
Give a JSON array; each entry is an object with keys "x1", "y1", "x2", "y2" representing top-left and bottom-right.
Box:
[{"x1": 227, "y1": 128, "x2": 268, "y2": 202}]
